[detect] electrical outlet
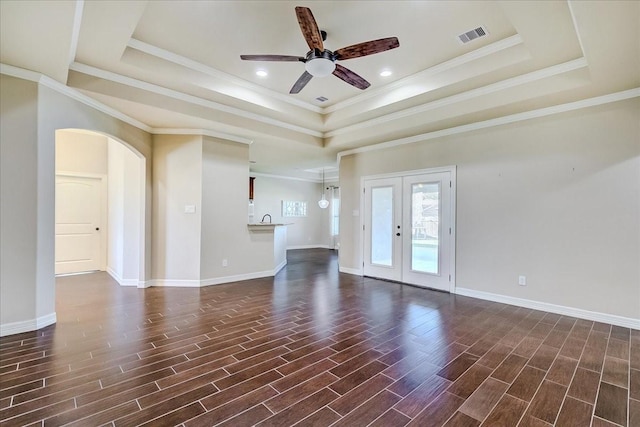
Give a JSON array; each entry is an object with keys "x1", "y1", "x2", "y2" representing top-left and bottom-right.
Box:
[
  {"x1": 222, "y1": 259, "x2": 228, "y2": 267},
  {"x1": 518, "y1": 275, "x2": 526, "y2": 286}
]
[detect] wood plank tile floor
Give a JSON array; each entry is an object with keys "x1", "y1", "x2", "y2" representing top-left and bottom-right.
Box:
[{"x1": 1, "y1": 249, "x2": 637, "y2": 426}]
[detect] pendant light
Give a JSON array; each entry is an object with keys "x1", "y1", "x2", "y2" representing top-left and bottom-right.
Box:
[{"x1": 318, "y1": 169, "x2": 329, "y2": 209}]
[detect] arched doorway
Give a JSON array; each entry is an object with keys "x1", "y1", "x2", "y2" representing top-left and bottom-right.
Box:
[{"x1": 55, "y1": 129, "x2": 146, "y2": 287}]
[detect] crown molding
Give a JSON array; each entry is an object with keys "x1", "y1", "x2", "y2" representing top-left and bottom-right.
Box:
[
  {"x1": 324, "y1": 34, "x2": 525, "y2": 114},
  {"x1": 69, "y1": 62, "x2": 323, "y2": 138},
  {"x1": 128, "y1": 36, "x2": 525, "y2": 117},
  {"x1": 250, "y1": 171, "x2": 338, "y2": 183},
  {"x1": 327, "y1": 57, "x2": 588, "y2": 138},
  {"x1": 2, "y1": 63, "x2": 266, "y2": 145},
  {"x1": 338, "y1": 87, "x2": 640, "y2": 160},
  {"x1": 128, "y1": 38, "x2": 322, "y2": 114},
  {"x1": 0, "y1": 63, "x2": 42, "y2": 83},
  {"x1": 1, "y1": 63, "x2": 153, "y2": 132},
  {"x1": 152, "y1": 128, "x2": 253, "y2": 145}
]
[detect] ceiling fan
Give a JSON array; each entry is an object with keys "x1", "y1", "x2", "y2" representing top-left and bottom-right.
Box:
[{"x1": 240, "y1": 6, "x2": 400, "y2": 94}]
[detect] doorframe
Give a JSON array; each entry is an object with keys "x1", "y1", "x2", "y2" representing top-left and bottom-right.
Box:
[
  {"x1": 55, "y1": 171, "x2": 108, "y2": 273},
  {"x1": 359, "y1": 165, "x2": 457, "y2": 292}
]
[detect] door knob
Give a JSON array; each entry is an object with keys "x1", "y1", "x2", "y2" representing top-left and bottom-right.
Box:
[
  {"x1": 96, "y1": 227, "x2": 100, "y2": 231},
  {"x1": 396, "y1": 232, "x2": 401, "y2": 236}
]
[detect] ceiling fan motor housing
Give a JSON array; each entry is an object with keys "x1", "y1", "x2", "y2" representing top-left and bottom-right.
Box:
[{"x1": 304, "y1": 49, "x2": 336, "y2": 77}]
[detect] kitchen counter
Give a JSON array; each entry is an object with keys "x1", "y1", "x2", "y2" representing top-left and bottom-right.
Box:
[
  {"x1": 247, "y1": 223, "x2": 290, "y2": 275},
  {"x1": 247, "y1": 223, "x2": 291, "y2": 228}
]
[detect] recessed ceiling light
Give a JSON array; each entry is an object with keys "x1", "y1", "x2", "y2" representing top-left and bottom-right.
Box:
[
  {"x1": 256, "y1": 70, "x2": 268, "y2": 77},
  {"x1": 380, "y1": 70, "x2": 392, "y2": 77}
]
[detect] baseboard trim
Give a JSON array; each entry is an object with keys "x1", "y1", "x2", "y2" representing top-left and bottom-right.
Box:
[
  {"x1": 274, "y1": 259, "x2": 287, "y2": 275},
  {"x1": 455, "y1": 287, "x2": 640, "y2": 330},
  {"x1": 200, "y1": 270, "x2": 273, "y2": 287},
  {"x1": 107, "y1": 267, "x2": 144, "y2": 288},
  {"x1": 150, "y1": 263, "x2": 288, "y2": 288},
  {"x1": 339, "y1": 266, "x2": 363, "y2": 276},
  {"x1": 1, "y1": 312, "x2": 57, "y2": 337},
  {"x1": 151, "y1": 279, "x2": 202, "y2": 288},
  {"x1": 287, "y1": 245, "x2": 333, "y2": 250}
]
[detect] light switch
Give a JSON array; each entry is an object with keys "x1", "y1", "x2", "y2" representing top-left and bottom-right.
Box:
[{"x1": 184, "y1": 205, "x2": 196, "y2": 214}]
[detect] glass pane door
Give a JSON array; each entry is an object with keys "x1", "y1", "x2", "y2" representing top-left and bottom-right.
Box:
[
  {"x1": 371, "y1": 186, "x2": 393, "y2": 266},
  {"x1": 410, "y1": 182, "x2": 440, "y2": 274},
  {"x1": 364, "y1": 171, "x2": 452, "y2": 289},
  {"x1": 402, "y1": 171, "x2": 452, "y2": 291},
  {"x1": 363, "y1": 177, "x2": 402, "y2": 282}
]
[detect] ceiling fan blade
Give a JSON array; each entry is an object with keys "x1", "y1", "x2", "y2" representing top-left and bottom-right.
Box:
[
  {"x1": 334, "y1": 37, "x2": 400, "y2": 60},
  {"x1": 295, "y1": 7, "x2": 324, "y2": 51},
  {"x1": 332, "y1": 64, "x2": 370, "y2": 90},
  {"x1": 240, "y1": 55, "x2": 305, "y2": 62},
  {"x1": 290, "y1": 71, "x2": 313, "y2": 94}
]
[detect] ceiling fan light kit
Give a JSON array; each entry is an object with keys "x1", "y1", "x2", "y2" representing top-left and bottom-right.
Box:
[
  {"x1": 240, "y1": 6, "x2": 399, "y2": 94},
  {"x1": 305, "y1": 55, "x2": 336, "y2": 77}
]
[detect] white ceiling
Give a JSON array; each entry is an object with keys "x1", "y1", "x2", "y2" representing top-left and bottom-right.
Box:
[{"x1": 1, "y1": 1, "x2": 638, "y2": 180}]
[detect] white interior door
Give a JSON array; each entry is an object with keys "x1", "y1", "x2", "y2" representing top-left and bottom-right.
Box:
[
  {"x1": 55, "y1": 175, "x2": 104, "y2": 274},
  {"x1": 363, "y1": 169, "x2": 454, "y2": 292}
]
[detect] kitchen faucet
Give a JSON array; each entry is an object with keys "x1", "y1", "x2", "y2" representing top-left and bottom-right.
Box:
[{"x1": 261, "y1": 214, "x2": 272, "y2": 223}]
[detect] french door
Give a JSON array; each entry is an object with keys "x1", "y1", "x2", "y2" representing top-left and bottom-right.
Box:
[{"x1": 363, "y1": 169, "x2": 455, "y2": 292}]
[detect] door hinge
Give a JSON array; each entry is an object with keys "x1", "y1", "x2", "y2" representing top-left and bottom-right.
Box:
[
  {"x1": 363, "y1": 188, "x2": 365, "y2": 193},
  {"x1": 449, "y1": 181, "x2": 452, "y2": 188},
  {"x1": 363, "y1": 224, "x2": 365, "y2": 231},
  {"x1": 449, "y1": 274, "x2": 451, "y2": 281},
  {"x1": 449, "y1": 227, "x2": 451, "y2": 235}
]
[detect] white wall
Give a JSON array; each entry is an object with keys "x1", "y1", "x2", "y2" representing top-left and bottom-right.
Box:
[
  {"x1": 107, "y1": 138, "x2": 143, "y2": 285},
  {"x1": 0, "y1": 75, "x2": 39, "y2": 329},
  {"x1": 152, "y1": 134, "x2": 202, "y2": 282},
  {"x1": 56, "y1": 130, "x2": 107, "y2": 175},
  {"x1": 339, "y1": 98, "x2": 640, "y2": 322},
  {"x1": 251, "y1": 175, "x2": 333, "y2": 249},
  {"x1": 108, "y1": 143, "x2": 124, "y2": 277},
  {"x1": 122, "y1": 147, "x2": 143, "y2": 282},
  {"x1": 1, "y1": 73, "x2": 154, "y2": 336},
  {"x1": 151, "y1": 134, "x2": 283, "y2": 284},
  {"x1": 200, "y1": 137, "x2": 275, "y2": 280}
]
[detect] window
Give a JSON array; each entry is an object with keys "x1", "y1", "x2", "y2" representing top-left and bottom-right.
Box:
[{"x1": 282, "y1": 200, "x2": 307, "y2": 217}]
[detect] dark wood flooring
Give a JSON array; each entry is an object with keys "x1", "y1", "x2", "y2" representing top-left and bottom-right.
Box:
[{"x1": 1, "y1": 249, "x2": 637, "y2": 426}]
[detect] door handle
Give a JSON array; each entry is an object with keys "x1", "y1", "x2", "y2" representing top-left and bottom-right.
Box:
[
  {"x1": 396, "y1": 232, "x2": 400, "y2": 236},
  {"x1": 96, "y1": 227, "x2": 100, "y2": 231}
]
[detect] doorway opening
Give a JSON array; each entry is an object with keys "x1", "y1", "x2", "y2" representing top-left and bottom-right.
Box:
[{"x1": 55, "y1": 129, "x2": 146, "y2": 286}]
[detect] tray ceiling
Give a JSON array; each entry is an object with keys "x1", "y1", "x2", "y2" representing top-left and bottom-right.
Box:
[{"x1": 1, "y1": 1, "x2": 638, "y2": 178}]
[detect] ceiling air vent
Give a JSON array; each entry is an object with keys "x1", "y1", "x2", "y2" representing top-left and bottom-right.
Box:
[
  {"x1": 315, "y1": 96, "x2": 328, "y2": 102},
  {"x1": 458, "y1": 26, "x2": 488, "y2": 44}
]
